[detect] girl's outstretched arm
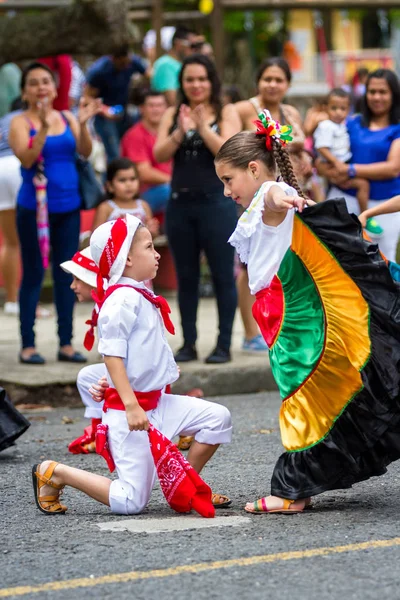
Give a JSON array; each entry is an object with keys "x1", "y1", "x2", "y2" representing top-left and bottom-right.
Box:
[
  {"x1": 263, "y1": 185, "x2": 310, "y2": 227},
  {"x1": 359, "y1": 195, "x2": 400, "y2": 227}
]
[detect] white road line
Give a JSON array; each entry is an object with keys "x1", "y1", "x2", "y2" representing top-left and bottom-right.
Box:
[{"x1": 97, "y1": 515, "x2": 251, "y2": 534}]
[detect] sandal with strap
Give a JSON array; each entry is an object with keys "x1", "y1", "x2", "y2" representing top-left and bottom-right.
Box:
[
  {"x1": 212, "y1": 493, "x2": 232, "y2": 508},
  {"x1": 177, "y1": 436, "x2": 194, "y2": 451},
  {"x1": 32, "y1": 462, "x2": 67, "y2": 515},
  {"x1": 245, "y1": 497, "x2": 304, "y2": 514}
]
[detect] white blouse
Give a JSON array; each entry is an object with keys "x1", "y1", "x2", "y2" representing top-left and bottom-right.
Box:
[
  {"x1": 228, "y1": 181, "x2": 297, "y2": 295},
  {"x1": 97, "y1": 276, "x2": 179, "y2": 392}
]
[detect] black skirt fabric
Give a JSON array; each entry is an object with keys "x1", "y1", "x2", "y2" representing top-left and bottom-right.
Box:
[
  {"x1": 270, "y1": 199, "x2": 400, "y2": 499},
  {"x1": 0, "y1": 387, "x2": 30, "y2": 452}
]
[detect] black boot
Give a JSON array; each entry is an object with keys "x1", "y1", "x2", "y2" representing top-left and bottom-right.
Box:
[
  {"x1": 174, "y1": 344, "x2": 198, "y2": 362},
  {"x1": 205, "y1": 346, "x2": 231, "y2": 364}
]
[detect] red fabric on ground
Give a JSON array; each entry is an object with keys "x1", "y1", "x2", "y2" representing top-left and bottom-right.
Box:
[{"x1": 148, "y1": 425, "x2": 215, "y2": 518}]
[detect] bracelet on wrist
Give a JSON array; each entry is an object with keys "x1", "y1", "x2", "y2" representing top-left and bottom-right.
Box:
[{"x1": 348, "y1": 163, "x2": 357, "y2": 179}]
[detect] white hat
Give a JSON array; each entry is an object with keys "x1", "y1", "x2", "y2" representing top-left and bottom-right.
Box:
[
  {"x1": 90, "y1": 215, "x2": 142, "y2": 295},
  {"x1": 60, "y1": 246, "x2": 98, "y2": 288}
]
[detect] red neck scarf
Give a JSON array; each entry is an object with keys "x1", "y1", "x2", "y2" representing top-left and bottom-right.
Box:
[{"x1": 84, "y1": 284, "x2": 175, "y2": 351}]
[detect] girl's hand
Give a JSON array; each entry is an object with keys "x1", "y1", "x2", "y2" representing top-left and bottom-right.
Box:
[
  {"x1": 293, "y1": 196, "x2": 315, "y2": 211},
  {"x1": 78, "y1": 97, "x2": 102, "y2": 125},
  {"x1": 37, "y1": 98, "x2": 51, "y2": 128},
  {"x1": 147, "y1": 217, "x2": 160, "y2": 238},
  {"x1": 89, "y1": 375, "x2": 109, "y2": 403},
  {"x1": 126, "y1": 404, "x2": 150, "y2": 431},
  {"x1": 265, "y1": 191, "x2": 311, "y2": 213},
  {"x1": 358, "y1": 211, "x2": 368, "y2": 228},
  {"x1": 177, "y1": 104, "x2": 192, "y2": 134}
]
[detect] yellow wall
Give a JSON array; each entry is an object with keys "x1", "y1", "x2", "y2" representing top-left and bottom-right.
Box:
[
  {"x1": 285, "y1": 10, "x2": 316, "y2": 81},
  {"x1": 331, "y1": 10, "x2": 361, "y2": 52},
  {"x1": 287, "y1": 9, "x2": 316, "y2": 54}
]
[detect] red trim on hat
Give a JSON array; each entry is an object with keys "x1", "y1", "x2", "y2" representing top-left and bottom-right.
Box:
[
  {"x1": 96, "y1": 218, "x2": 128, "y2": 300},
  {"x1": 71, "y1": 252, "x2": 99, "y2": 274}
]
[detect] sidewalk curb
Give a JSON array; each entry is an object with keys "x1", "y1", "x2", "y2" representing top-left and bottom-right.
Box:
[
  {"x1": 1, "y1": 364, "x2": 277, "y2": 407},
  {"x1": 173, "y1": 363, "x2": 277, "y2": 396}
]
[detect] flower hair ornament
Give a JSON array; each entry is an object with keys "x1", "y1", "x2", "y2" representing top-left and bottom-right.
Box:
[{"x1": 253, "y1": 109, "x2": 293, "y2": 151}]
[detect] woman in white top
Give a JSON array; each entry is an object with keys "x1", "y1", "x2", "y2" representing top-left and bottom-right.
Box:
[{"x1": 0, "y1": 110, "x2": 22, "y2": 315}]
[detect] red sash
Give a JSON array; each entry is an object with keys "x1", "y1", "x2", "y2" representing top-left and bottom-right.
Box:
[
  {"x1": 103, "y1": 387, "x2": 162, "y2": 413},
  {"x1": 84, "y1": 284, "x2": 175, "y2": 351},
  {"x1": 96, "y1": 386, "x2": 167, "y2": 472}
]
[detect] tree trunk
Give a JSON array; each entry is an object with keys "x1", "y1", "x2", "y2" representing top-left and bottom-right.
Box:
[{"x1": 0, "y1": 0, "x2": 134, "y2": 65}]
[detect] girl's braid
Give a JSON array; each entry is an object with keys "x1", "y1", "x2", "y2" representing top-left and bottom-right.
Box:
[{"x1": 272, "y1": 139, "x2": 308, "y2": 200}]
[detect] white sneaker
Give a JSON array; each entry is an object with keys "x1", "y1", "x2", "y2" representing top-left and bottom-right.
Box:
[{"x1": 3, "y1": 301, "x2": 19, "y2": 316}]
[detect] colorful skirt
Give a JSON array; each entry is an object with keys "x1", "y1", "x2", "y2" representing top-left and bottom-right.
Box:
[{"x1": 253, "y1": 199, "x2": 400, "y2": 499}]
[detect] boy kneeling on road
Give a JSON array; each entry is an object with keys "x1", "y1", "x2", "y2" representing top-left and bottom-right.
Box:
[{"x1": 32, "y1": 215, "x2": 232, "y2": 515}]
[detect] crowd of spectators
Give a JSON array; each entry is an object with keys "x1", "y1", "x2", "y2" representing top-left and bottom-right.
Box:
[{"x1": 1, "y1": 28, "x2": 400, "y2": 365}]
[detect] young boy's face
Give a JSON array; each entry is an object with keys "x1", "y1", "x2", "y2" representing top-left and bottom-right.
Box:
[
  {"x1": 126, "y1": 227, "x2": 160, "y2": 282},
  {"x1": 70, "y1": 276, "x2": 94, "y2": 302},
  {"x1": 327, "y1": 95, "x2": 350, "y2": 125}
]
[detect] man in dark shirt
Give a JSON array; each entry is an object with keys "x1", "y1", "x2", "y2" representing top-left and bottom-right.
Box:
[{"x1": 86, "y1": 45, "x2": 149, "y2": 163}]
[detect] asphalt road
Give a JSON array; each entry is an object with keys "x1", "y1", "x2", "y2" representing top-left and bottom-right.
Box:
[{"x1": 1, "y1": 392, "x2": 400, "y2": 600}]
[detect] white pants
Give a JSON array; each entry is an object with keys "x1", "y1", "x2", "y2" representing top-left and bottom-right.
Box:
[
  {"x1": 0, "y1": 155, "x2": 22, "y2": 211},
  {"x1": 103, "y1": 393, "x2": 232, "y2": 515},
  {"x1": 327, "y1": 187, "x2": 400, "y2": 262},
  {"x1": 76, "y1": 363, "x2": 105, "y2": 419}
]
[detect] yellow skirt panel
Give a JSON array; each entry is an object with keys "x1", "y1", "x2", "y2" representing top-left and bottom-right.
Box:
[{"x1": 280, "y1": 216, "x2": 371, "y2": 451}]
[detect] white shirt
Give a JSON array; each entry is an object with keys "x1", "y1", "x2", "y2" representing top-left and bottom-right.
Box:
[
  {"x1": 228, "y1": 181, "x2": 296, "y2": 295},
  {"x1": 313, "y1": 119, "x2": 352, "y2": 163},
  {"x1": 97, "y1": 276, "x2": 179, "y2": 392}
]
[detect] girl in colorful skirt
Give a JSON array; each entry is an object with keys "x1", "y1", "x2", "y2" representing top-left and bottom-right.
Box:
[{"x1": 214, "y1": 110, "x2": 400, "y2": 513}]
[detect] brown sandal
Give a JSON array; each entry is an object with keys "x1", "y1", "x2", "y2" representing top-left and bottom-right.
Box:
[
  {"x1": 212, "y1": 493, "x2": 232, "y2": 508},
  {"x1": 177, "y1": 436, "x2": 194, "y2": 451},
  {"x1": 32, "y1": 462, "x2": 67, "y2": 515}
]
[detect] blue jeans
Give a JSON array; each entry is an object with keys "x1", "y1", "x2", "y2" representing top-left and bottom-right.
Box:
[
  {"x1": 94, "y1": 112, "x2": 137, "y2": 164},
  {"x1": 17, "y1": 206, "x2": 80, "y2": 349},
  {"x1": 166, "y1": 189, "x2": 237, "y2": 351},
  {"x1": 141, "y1": 183, "x2": 171, "y2": 214}
]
